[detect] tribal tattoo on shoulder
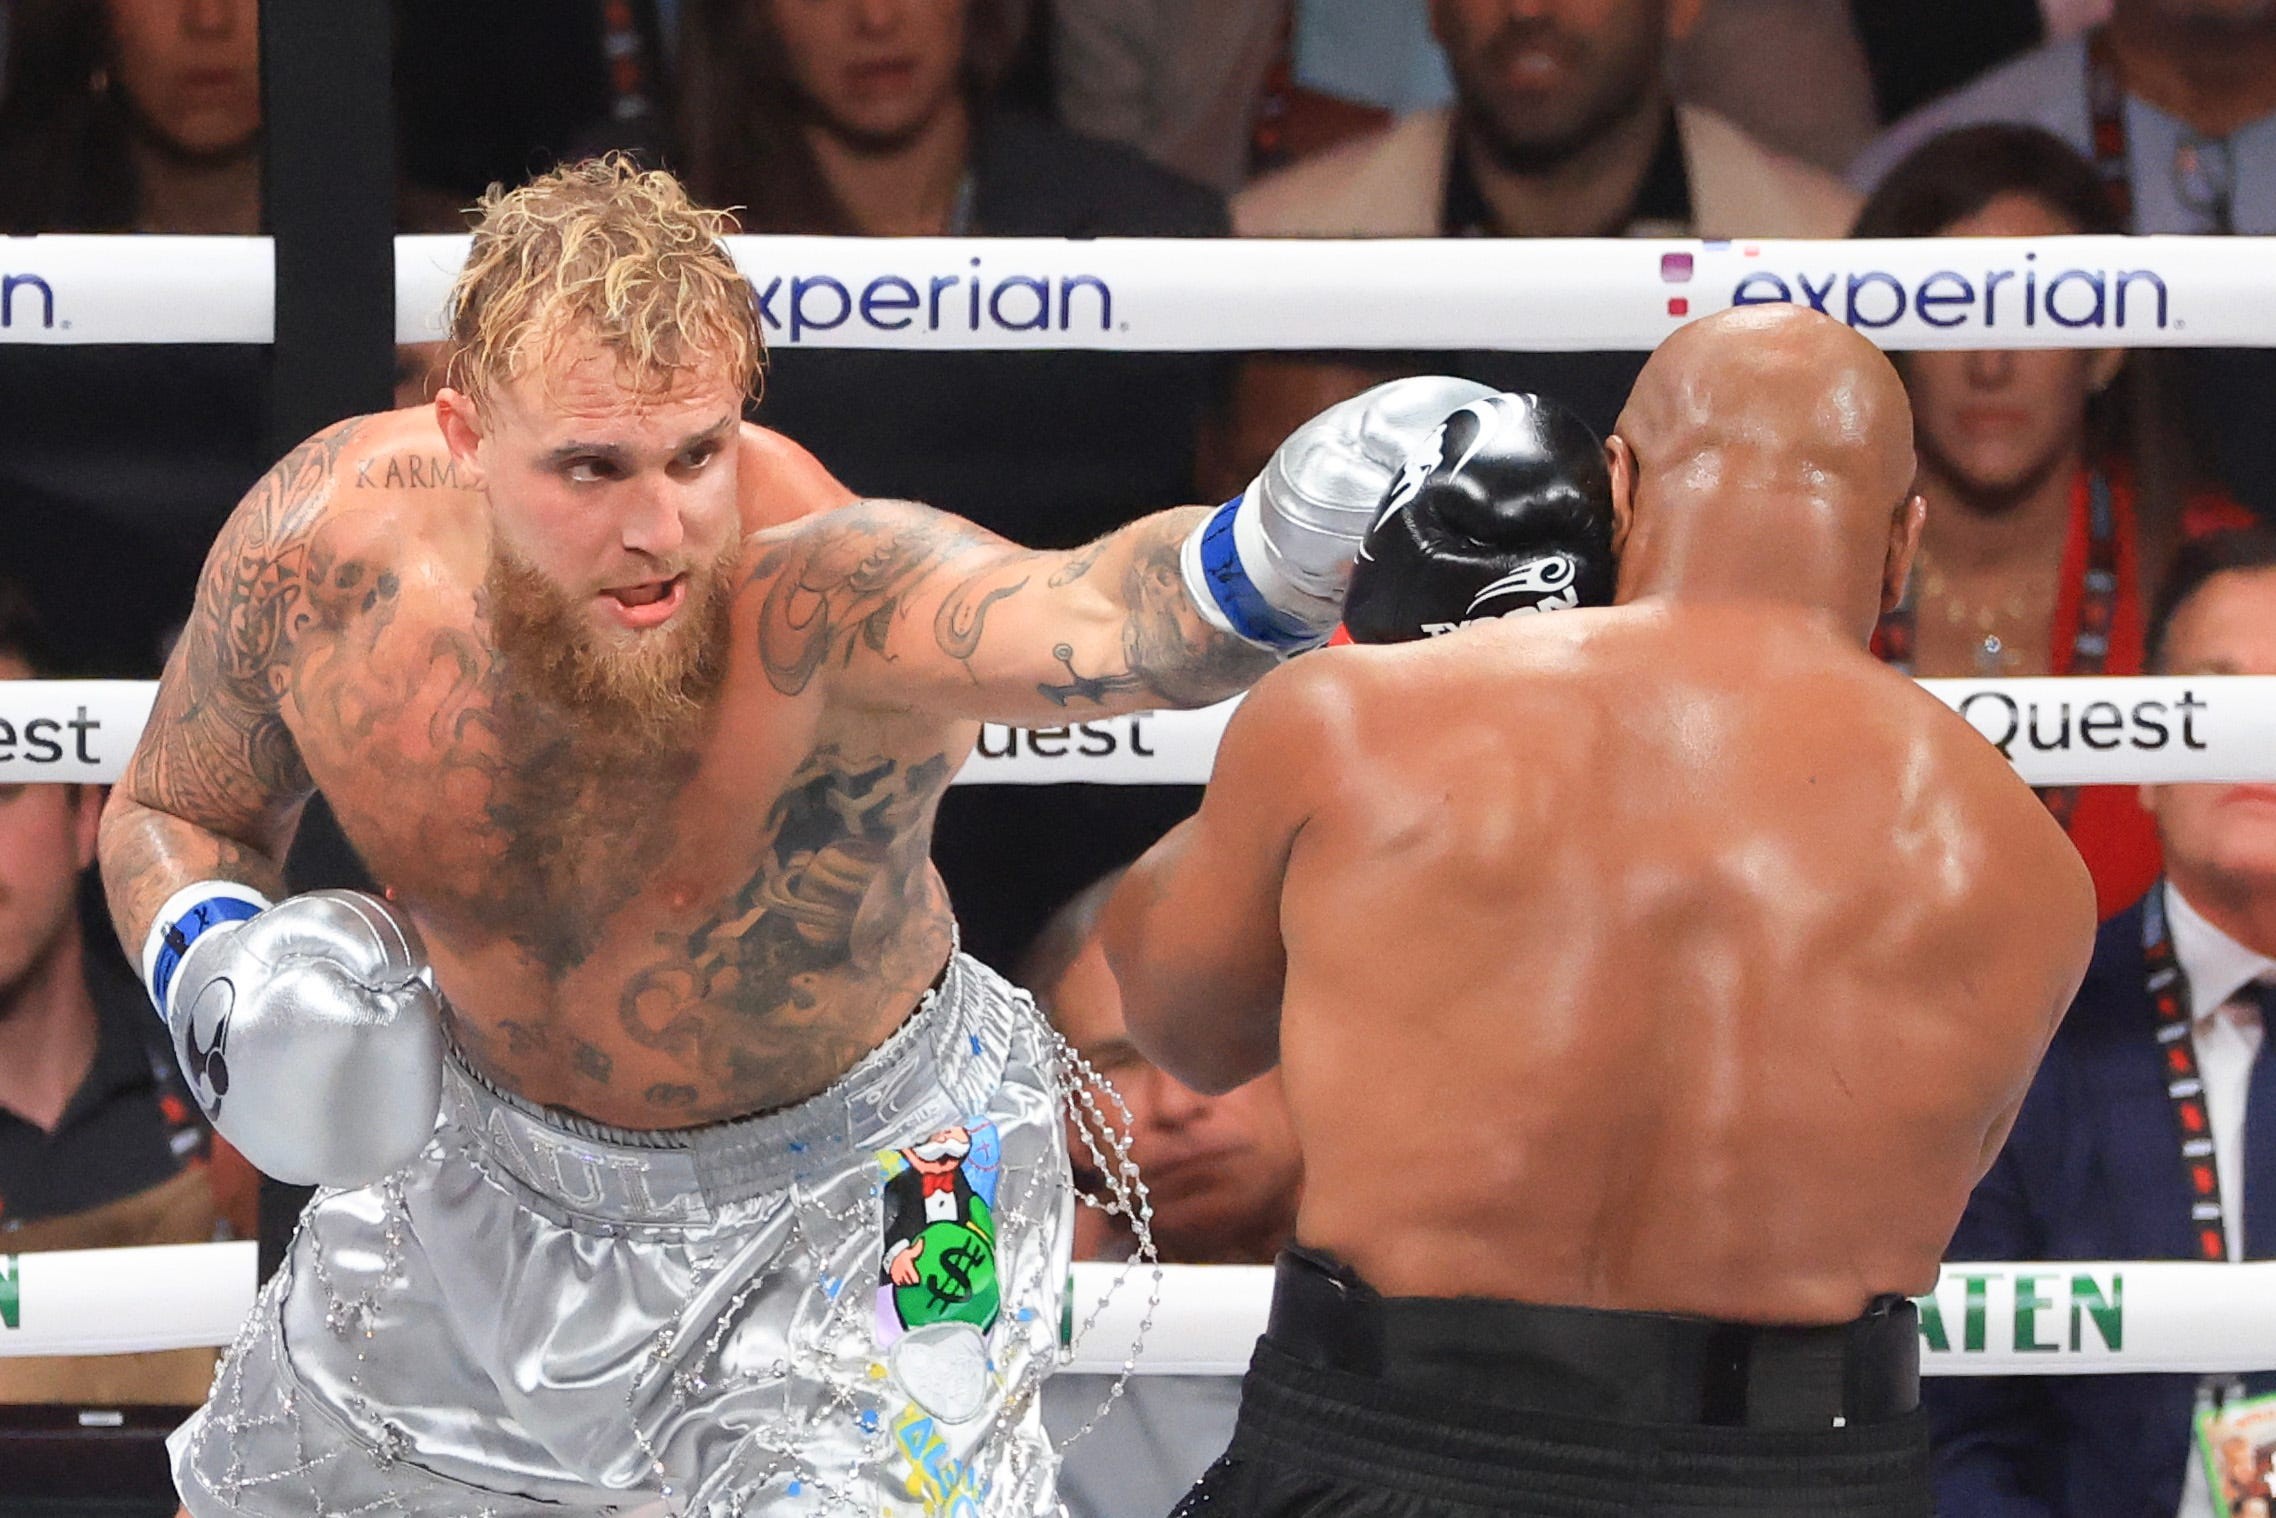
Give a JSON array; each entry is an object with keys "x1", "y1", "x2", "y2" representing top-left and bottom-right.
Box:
[
  {"x1": 107, "y1": 420, "x2": 379, "y2": 940},
  {"x1": 748, "y1": 502, "x2": 1271, "y2": 710}
]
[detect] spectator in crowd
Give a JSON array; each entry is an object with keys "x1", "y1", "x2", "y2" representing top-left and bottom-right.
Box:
[
  {"x1": 1926, "y1": 528, "x2": 2276, "y2": 1518},
  {"x1": 0, "y1": 0, "x2": 260, "y2": 235},
  {"x1": 1857, "y1": 125, "x2": 2253, "y2": 917},
  {"x1": 1235, "y1": 0, "x2": 1856, "y2": 242},
  {"x1": 0, "y1": 0, "x2": 462, "y2": 676},
  {"x1": 1024, "y1": 869, "x2": 1304, "y2": 1518},
  {"x1": 1849, "y1": 0, "x2": 2276, "y2": 519},
  {"x1": 673, "y1": 0, "x2": 1226, "y2": 967},
  {"x1": 1211, "y1": 0, "x2": 1860, "y2": 504},
  {"x1": 1052, "y1": 0, "x2": 1877, "y2": 194},
  {"x1": 1851, "y1": 0, "x2": 2276, "y2": 223},
  {"x1": 0, "y1": 583, "x2": 250, "y2": 1405}
]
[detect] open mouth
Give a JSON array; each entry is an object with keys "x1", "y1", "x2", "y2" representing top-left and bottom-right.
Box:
[{"x1": 599, "y1": 574, "x2": 688, "y2": 628}]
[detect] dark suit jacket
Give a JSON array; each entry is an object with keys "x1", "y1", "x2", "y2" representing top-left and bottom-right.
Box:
[{"x1": 1927, "y1": 894, "x2": 2243, "y2": 1516}]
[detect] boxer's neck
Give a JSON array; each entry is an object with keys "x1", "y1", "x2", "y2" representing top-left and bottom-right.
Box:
[
  {"x1": 0, "y1": 918, "x2": 98, "y2": 1134},
  {"x1": 1619, "y1": 479, "x2": 1884, "y2": 642},
  {"x1": 804, "y1": 100, "x2": 971, "y2": 237},
  {"x1": 2108, "y1": 5, "x2": 2276, "y2": 138}
]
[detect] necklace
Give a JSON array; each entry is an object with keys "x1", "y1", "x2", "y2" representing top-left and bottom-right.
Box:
[{"x1": 1911, "y1": 553, "x2": 2062, "y2": 676}]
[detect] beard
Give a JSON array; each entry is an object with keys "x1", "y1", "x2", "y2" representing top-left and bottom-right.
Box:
[
  {"x1": 1457, "y1": 13, "x2": 1667, "y2": 176},
  {"x1": 485, "y1": 539, "x2": 739, "y2": 755}
]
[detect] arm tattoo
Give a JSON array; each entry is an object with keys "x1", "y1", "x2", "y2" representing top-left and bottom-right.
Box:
[
  {"x1": 1094, "y1": 512, "x2": 1274, "y2": 709},
  {"x1": 103, "y1": 420, "x2": 369, "y2": 947},
  {"x1": 749, "y1": 505, "x2": 976, "y2": 695},
  {"x1": 749, "y1": 500, "x2": 1271, "y2": 715}
]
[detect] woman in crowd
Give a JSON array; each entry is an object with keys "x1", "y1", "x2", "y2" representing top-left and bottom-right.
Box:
[{"x1": 1857, "y1": 123, "x2": 2253, "y2": 915}]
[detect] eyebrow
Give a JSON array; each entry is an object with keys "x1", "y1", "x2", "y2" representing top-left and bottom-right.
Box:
[{"x1": 540, "y1": 417, "x2": 737, "y2": 469}]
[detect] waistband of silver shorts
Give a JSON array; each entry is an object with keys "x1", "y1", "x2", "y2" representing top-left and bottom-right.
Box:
[{"x1": 440, "y1": 951, "x2": 1021, "y2": 1223}]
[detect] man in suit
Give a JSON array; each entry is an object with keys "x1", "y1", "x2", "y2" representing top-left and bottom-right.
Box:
[{"x1": 1928, "y1": 526, "x2": 2276, "y2": 1518}]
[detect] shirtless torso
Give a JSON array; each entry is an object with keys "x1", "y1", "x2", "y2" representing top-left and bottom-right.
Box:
[
  {"x1": 1268, "y1": 606, "x2": 2085, "y2": 1321},
  {"x1": 104, "y1": 408, "x2": 1261, "y2": 1128},
  {"x1": 1105, "y1": 305, "x2": 2100, "y2": 1327}
]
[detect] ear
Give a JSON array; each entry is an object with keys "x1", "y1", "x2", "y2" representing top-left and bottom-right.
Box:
[
  {"x1": 1605, "y1": 435, "x2": 1638, "y2": 559},
  {"x1": 434, "y1": 387, "x2": 489, "y2": 486},
  {"x1": 71, "y1": 784, "x2": 103, "y2": 872},
  {"x1": 1882, "y1": 492, "x2": 1928, "y2": 616}
]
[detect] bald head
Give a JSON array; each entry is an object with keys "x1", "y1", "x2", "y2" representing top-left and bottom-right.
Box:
[{"x1": 1609, "y1": 306, "x2": 1925, "y2": 639}]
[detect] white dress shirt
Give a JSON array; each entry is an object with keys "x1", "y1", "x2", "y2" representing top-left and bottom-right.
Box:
[{"x1": 2166, "y1": 883, "x2": 2274, "y2": 1518}]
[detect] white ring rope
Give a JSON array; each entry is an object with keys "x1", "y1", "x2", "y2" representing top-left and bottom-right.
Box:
[
  {"x1": 0, "y1": 234, "x2": 2263, "y2": 351},
  {"x1": 0, "y1": 1243, "x2": 2265, "y2": 1378},
  {"x1": 4, "y1": 676, "x2": 2272, "y2": 788}
]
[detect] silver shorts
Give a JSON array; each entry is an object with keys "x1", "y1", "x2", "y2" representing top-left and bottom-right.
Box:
[{"x1": 172, "y1": 954, "x2": 1077, "y2": 1518}]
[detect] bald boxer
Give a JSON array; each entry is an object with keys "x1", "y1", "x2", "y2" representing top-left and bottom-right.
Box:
[
  {"x1": 1104, "y1": 305, "x2": 2097, "y2": 1518},
  {"x1": 97, "y1": 154, "x2": 1504, "y2": 1518}
]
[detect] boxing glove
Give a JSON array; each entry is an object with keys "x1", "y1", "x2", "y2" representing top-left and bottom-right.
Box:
[
  {"x1": 142, "y1": 885, "x2": 446, "y2": 1187},
  {"x1": 1343, "y1": 391, "x2": 1617, "y2": 644},
  {"x1": 1182, "y1": 375, "x2": 1500, "y2": 652}
]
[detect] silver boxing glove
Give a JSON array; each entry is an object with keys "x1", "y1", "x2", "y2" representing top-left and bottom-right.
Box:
[
  {"x1": 141, "y1": 886, "x2": 446, "y2": 1188},
  {"x1": 1180, "y1": 375, "x2": 1500, "y2": 651}
]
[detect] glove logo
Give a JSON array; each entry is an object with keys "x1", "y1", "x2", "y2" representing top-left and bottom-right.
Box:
[
  {"x1": 1467, "y1": 555, "x2": 1578, "y2": 615},
  {"x1": 180, "y1": 983, "x2": 234, "y2": 1120}
]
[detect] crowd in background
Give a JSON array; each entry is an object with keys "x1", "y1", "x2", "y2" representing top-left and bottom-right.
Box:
[{"x1": 5, "y1": 2, "x2": 2276, "y2": 1514}]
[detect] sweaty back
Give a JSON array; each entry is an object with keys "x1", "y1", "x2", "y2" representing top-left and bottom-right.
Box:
[{"x1": 1274, "y1": 603, "x2": 2089, "y2": 1324}]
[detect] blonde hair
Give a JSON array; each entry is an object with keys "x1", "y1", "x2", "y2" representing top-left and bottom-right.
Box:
[{"x1": 447, "y1": 155, "x2": 763, "y2": 407}]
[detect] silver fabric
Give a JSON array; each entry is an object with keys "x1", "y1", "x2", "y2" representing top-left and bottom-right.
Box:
[
  {"x1": 171, "y1": 889, "x2": 446, "y2": 1188},
  {"x1": 1246, "y1": 375, "x2": 1501, "y2": 629},
  {"x1": 171, "y1": 954, "x2": 1077, "y2": 1517}
]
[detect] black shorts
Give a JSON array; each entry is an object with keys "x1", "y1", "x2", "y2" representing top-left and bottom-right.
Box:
[{"x1": 1174, "y1": 1249, "x2": 1932, "y2": 1518}]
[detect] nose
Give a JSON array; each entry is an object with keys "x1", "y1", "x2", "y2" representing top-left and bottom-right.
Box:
[
  {"x1": 853, "y1": 0, "x2": 903, "y2": 35},
  {"x1": 1145, "y1": 1068, "x2": 1212, "y2": 1131},
  {"x1": 1963, "y1": 349, "x2": 2015, "y2": 388},
  {"x1": 184, "y1": 0, "x2": 241, "y2": 38},
  {"x1": 619, "y1": 483, "x2": 688, "y2": 561}
]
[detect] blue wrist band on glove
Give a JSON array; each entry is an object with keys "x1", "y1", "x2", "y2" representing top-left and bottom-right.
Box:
[
  {"x1": 146, "y1": 888, "x2": 268, "y2": 1015},
  {"x1": 1194, "y1": 496, "x2": 1317, "y2": 654}
]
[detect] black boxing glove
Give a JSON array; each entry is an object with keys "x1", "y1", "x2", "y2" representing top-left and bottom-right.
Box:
[{"x1": 1341, "y1": 391, "x2": 1617, "y2": 644}]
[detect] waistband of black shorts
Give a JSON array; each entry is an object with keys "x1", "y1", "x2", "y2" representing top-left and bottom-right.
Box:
[
  {"x1": 1264, "y1": 1247, "x2": 1920, "y2": 1431},
  {"x1": 441, "y1": 949, "x2": 1024, "y2": 1223}
]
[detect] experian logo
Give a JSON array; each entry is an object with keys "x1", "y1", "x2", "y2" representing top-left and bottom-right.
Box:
[
  {"x1": 0, "y1": 273, "x2": 56, "y2": 330},
  {"x1": 1729, "y1": 252, "x2": 2169, "y2": 333},
  {"x1": 753, "y1": 258, "x2": 1114, "y2": 343}
]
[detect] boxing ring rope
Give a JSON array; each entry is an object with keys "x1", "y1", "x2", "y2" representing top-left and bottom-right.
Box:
[
  {"x1": 5, "y1": 676, "x2": 2275, "y2": 788},
  {"x1": 0, "y1": 234, "x2": 2269, "y2": 351},
  {"x1": 0, "y1": 1242, "x2": 2269, "y2": 1379}
]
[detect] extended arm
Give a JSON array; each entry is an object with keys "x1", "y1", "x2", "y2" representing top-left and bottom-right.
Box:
[
  {"x1": 747, "y1": 499, "x2": 1272, "y2": 723},
  {"x1": 747, "y1": 376, "x2": 1498, "y2": 724},
  {"x1": 1099, "y1": 659, "x2": 1339, "y2": 1092}
]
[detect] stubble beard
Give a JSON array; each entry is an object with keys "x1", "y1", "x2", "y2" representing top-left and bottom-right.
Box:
[{"x1": 485, "y1": 539, "x2": 740, "y2": 756}]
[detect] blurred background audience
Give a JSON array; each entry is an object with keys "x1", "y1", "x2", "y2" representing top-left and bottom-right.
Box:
[
  {"x1": 1857, "y1": 123, "x2": 2253, "y2": 916},
  {"x1": 0, "y1": 581, "x2": 252, "y2": 1406},
  {"x1": 1925, "y1": 529, "x2": 2276, "y2": 1518},
  {"x1": 1023, "y1": 869, "x2": 1304, "y2": 1518}
]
